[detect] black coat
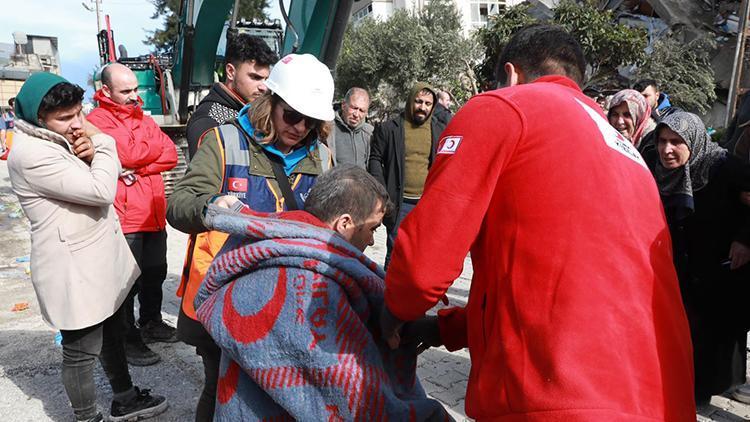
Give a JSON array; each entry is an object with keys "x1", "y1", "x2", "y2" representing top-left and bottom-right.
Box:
[
  {"x1": 368, "y1": 115, "x2": 446, "y2": 227},
  {"x1": 654, "y1": 154, "x2": 750, "y2": 402},
  {"x1": 186, "y1": 83, "x2": 244, "y2": 159},
  {"x1": 433, "y1": 103, "x2": 452, "y2": 126}
]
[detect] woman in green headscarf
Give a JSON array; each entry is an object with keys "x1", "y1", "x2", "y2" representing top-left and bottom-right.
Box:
[{"x1": 7, "y1": 73, "x2": 167, "y2": 421}]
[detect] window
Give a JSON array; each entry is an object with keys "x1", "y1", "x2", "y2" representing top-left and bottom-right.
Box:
[
  {"x1": 470, "y1": 1, "x2": 505, "y2": 27},
  {"x1": 352, "y1": 4, "x2": 374, "y2": 22}
]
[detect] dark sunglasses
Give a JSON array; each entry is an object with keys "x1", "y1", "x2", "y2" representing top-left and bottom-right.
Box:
[{"x1": 281, "y1": 106, "x2": 319, "y2": 128}]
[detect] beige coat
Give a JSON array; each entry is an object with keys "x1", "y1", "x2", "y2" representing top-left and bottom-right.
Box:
[{"x1": 8, "y1": 120, "x2": 138, "y2": 330}]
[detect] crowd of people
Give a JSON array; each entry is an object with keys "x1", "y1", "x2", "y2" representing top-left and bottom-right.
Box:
[{"x1": 4, "y1": 22, "x2": 750, "y2": 422}]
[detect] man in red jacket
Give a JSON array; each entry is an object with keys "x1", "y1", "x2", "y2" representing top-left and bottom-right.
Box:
[
  {"x1": 88, "y1": 63, "x2": 178, "y2": 366},
  {"x1": 381, "y1": 25, "x2": 695, "y2": 421}
]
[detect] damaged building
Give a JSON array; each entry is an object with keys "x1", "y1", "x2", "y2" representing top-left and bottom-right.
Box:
[{"x1": 529, "y1": 0, "x2": 746, "y2": 128}]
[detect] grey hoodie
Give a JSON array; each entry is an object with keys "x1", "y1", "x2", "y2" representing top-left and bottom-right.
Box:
[{"x1": 329, "y1": 110, "x2": 374, "y2": 169}]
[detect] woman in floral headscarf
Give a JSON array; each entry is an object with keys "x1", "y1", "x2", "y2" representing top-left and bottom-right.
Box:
[
  {"x1": 649, "y1": 110, "x2": 750, "y2": 408},
  {"x1": 607, "y1": 89, "x2": 655, "y2": 148}
]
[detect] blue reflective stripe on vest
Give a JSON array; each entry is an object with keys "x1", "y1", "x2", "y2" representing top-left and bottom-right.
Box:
[{"x1": 217, "y1": 124, "x2": 318, "y2": 212}]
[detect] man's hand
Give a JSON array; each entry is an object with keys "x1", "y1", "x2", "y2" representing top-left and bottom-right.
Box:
[
  {"x1": 213, "y1": 195, "x2": 240, "y2": 209},
  {"x1": 379, "y1": 305, "x2": 405, "y2": 350},
  {"x1": 401, "y1": 315, "x2": 442, "y2": 354},
  {"x1": 729, "y1": 241, "x2": 750, "y2": 270},
  {"x1": 72, "y1": 135, "x2": 95, "y2": 163}
]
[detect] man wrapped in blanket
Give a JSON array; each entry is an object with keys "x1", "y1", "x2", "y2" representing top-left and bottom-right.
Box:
[{"x1": 194, "y1": 165, "x2": 451, "y2": 421}]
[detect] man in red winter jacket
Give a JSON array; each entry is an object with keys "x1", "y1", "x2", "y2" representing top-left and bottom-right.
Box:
[
  {"x1": 381, "y1": 25, "x2": 696, "y2": 421},
  {"x1": 88, "y1": 63, "x2": 178, "y2": 366}
]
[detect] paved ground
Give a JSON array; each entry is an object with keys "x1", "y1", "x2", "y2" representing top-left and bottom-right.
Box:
[{"x1": 1, "y1": 157, "x2": 750, "y2": 421}]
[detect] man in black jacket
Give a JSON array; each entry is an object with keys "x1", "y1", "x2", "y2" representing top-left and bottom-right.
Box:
[
  {"x1": 433, "y1": 90, "x2": 453, "y2": 126},
  {"x1": 368, "y1": 82, "x2": 446, "y2": 266},
  {"x1": 186, "y1": 34, "x2": 278, "y2": 159}
]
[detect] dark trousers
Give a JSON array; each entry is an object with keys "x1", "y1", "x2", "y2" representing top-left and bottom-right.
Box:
[
  {"x1": 385, "y1": 199, "x2": 418, "y2": 268},
  {"x1": 195, "y1": 342, "x2": 221, "y2": 422},
  {"x1": 124, "y1": 230, "x2": 168, "y2": 339},
  {"x1": 177, "y1": 305, "x2": 221, "y2": 422},
  {"x1": 60, "y1": 302, "x2": 134, "y2": 420}
]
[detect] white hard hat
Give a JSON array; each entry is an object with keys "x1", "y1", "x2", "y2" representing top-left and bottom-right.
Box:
[{"x1": 264, "y1": 54, "x2": 335, "y2": 121}]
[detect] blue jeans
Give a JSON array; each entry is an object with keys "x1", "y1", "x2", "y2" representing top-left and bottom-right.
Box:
[
  {"x1": 385, "y1": 200, "x2": 417, "y2": 268},
  {"x1": 60, "y1": 302, "x2": 134, "y2": 420}
]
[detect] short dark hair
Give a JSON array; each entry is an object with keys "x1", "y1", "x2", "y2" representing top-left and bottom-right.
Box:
[
  {"x1": 8, "y1": 97, "x2": 14, "y2": 107},
  {"x1": 634, "y1": 79, "x2": 659, "y2": 93},
  {"x1": 38, "y1": 82, "x2": 84, "y2": 119},
  {"x1": 305, "y1": 165, "x2": 392, "y2": 224},
  {"x1": 496, "y1": 24, "x2": 586, "y2": 86},
  {"x1": 225, "y1": 33, "x2": 278, "y2": 69}
]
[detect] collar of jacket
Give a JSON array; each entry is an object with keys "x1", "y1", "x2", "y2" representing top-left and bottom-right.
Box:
[
  {"x1": 201, "y1": 82, "x2": 245, "y2": 111},
  {"x1": 93, "y1": 89, "x2": 144, "y2": 121},
  {"x1": 530, "y1": 75, "x2": 582, "y2": 92},
  {"x1": 236, "y1": 104, "x2": 324, "y2": 177},
  {"x1": 14, "y1": 118, "x2": 75, "y2": 154},
  {"x1": 334, "y1": 110, "x2": 367, "y2": 133},
  {"x1": 231, "y1": 124, "x2": 324, "y2": 178}
]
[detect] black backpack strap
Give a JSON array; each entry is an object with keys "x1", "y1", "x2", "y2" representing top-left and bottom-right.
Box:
[{"x1": 266, "y1": 154, "x2": 300, "y2": 211}]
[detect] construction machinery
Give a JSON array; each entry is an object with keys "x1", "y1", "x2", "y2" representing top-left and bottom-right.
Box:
[{"x1": 96, "y1": 0, "x2": 354, "y2": 192}]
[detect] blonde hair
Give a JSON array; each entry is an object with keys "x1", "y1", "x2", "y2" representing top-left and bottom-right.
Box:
[{"x1": 248, "y1": 93, "x2": 332, "y2": 147}]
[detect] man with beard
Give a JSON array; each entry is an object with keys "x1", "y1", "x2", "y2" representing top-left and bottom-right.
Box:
[
  {"x1": 186, "y1": 33, "x2": 277, "y2": 159},
  {"x1": 87, "y1": 63, "x2": 178, "y2": 366},
  {"x1": 368, "y1": 82, "x2": 446, "y2": 266}
]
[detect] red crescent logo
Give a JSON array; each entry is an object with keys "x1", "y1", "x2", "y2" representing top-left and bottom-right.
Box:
[
  {"x1": 217, "y1": 360, "x2": 240, "y2": 404},
  {"x1": 222, "y1": 267, "x2": 288, "y2": 344}
]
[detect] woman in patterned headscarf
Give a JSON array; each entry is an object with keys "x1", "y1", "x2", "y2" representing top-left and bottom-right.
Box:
[
  {"x1": 607, "y1": 89, "x2": 655, "y2": 148},
  {"x1": 650, "y1": 111, "x2": 750, "y2": 408}
]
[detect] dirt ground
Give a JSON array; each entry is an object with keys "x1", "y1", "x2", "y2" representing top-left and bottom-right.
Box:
[{"x1": 0, "y1": 160, "x2": 204, "y2": 421}]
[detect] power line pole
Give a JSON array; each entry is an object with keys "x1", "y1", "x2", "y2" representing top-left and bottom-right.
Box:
[
  {"x1": 82, "y1": 0, "x2": 103, "y2": 33},
  {"x1": 94, "y1": 0, "x2": 102, "y2": 33},
  {"x1": 727, "y1": 0, "x2": 750, "y2": 126}
]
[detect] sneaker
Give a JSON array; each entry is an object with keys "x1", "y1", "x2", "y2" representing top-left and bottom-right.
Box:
[
  {"x1": 733, "y1": 383, "x2": 750, "y2": 404},
  {"x1": 125, "y1": 340, "x2": 161, "y2": 366},
  {"x1": 109, "y1": 387, "x2": 168, "y2": 421},
  {"x1": 139, "y1": 320, "x2": 178, "y2": 344}
]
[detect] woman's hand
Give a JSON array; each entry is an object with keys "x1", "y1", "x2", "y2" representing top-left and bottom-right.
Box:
[{"x1": 213, "y1": 195, "x2": 240, "y2": 209}]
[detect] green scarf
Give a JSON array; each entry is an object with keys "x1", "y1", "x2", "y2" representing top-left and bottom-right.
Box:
[{"x1": 14, "y1": 72, "x2": 68, "y2": 127}]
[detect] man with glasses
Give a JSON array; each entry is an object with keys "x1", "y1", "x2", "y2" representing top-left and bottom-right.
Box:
[{"x1": 368, "y1": 82, "x2": 446, "y2": 267}]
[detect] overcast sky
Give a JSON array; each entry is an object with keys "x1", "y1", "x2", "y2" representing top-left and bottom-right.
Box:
[{"x1": 0, "y1": 0, "x2": 284, "y2": 99}]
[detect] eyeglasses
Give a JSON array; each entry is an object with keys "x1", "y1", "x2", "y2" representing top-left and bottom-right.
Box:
[{"x1": 281, "y1": 106, "x2": 318, "y2": 128}]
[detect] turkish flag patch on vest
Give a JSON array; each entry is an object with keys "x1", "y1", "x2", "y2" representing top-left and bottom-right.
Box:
[{"x1": 228, "y1": 178, "x2": 248, "y2": 192}]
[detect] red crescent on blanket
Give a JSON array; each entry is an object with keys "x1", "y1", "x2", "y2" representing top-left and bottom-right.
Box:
[
  {"x1": 217, "y1": 360, "x2": 241, "y2": 404},
  {"x1": 223, "y1": 267, "x2": 288, "y2": 344}
]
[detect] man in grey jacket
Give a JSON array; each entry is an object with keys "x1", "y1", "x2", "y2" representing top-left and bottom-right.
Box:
[{"x1": 330, "y1": 87, "x2": 373, "y2": 168}]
